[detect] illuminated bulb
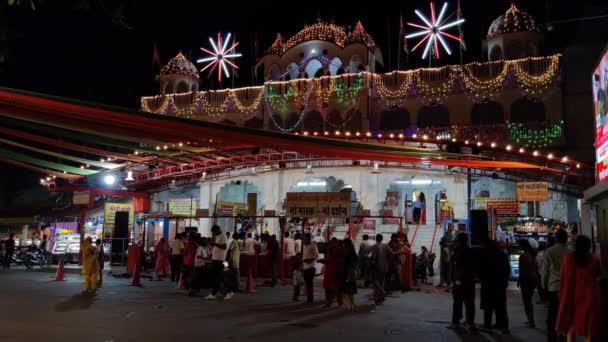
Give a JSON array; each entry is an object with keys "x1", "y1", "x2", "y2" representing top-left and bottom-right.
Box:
[
  {"x1": 52, "y1": 176, "x2": 56, "y2": 179},
  {"x1": 561, "y1": 156, "x2": 568, "y2": 162},
  {"x1": 335, "y1": 131, "x2": 341, "y2": 135},
  {"x1": 100, "y1": 158, "x2": 105, "y2": 162},
  {"x1": 178, "y1": 142, "x2": 183, "y2": 147},
  {"x1": 356, "y1": 132, "x2": 361, "y2": 137},
  {"x1": 576, "y1": 163, "x2": 581, "y2": 168},
  {"x1": 303, "y1": 131, "x2": 309, "y2": 136},
  {"x1": 476, "y1": 142, "x2": 482, "y2": 147},
  {"x1": 324, "y1": 131, "x2": 329, "y2": 136},
  {"x1": 156, "y1": 146, "x2": 160, "y2": 150},
  {"x1": 80, "y1": 166, "x2": 84, "y2": 169},
  {"x1": 547, "y1": 153, "x2": 554, "y2": 159},
  {"x1": 412, "y1": 134, "x2": 417, "y2": 138},
  {"x1": 451, "y1": 138, "x2": 457, "y2": 142},
  {"x1": 389, "y1": 133, "x2": 394, "y2": 138},
  {"x1": 519, "y1": 148, "x2": 525, "y2": 153},
  {"x1": 436, "y1": 136, "x2": 441, "y2": 140},
  {"x1": 86, "y1": 164, "x2": 90, "y2": 168},
  {"x1": 345, "y1": 132, "x2": 351, "y2": 136},
  {"x1": 313, "y1": 132, "x2": 318, "y2": 136},
  {"x1": 377, "y1": 133, "x2": 383, "y2": 138},
  {"x1": 46, "y1": 177, "x2": 51, "y2": 181},
  {"x1": 163, "y1": 145, "x2": 168, "y2": 150},
  {"x1": 398, "y1": 133, "x2": 404, "y2": 138},
  {"x1": 366, "y1": 132, "x2": 372, "y2": 137},
  {"x1": 506, "y1": 145, "x2": 512, "y2": 151},
  {"x1": 63, "y1": 171, "x2": 67, "y2": 174},
  {"x1": 533, "y1": 151, "x2": 539, "y2": 156},
  {"x1": 464, "y1": 140, "x2": 469, "y2": 144},
  {"x1": 423, "y1": 135, "x2": 428, "y2": 140},
  {"x1": 295, "y1": 132, "x2": 299, "y2": 135},
  {"x1": 134, "y1": 151, "x2": 139, "y2": 155},
  {"x1": 490, "y1": 142, "x2": 496, "y2": 148}
]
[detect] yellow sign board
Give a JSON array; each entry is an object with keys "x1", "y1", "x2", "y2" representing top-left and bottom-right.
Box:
[
  {"x1": 516, "y1": 182, "x2": 549, "y2": 202},
  {"x1": 168, "y1": 199, "x2": 197, "y2": 216},
  {"x1": 103, "y1": 202, "x2": 134, "y2": 236}
]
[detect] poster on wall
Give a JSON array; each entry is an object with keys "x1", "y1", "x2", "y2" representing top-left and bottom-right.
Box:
[
  {"x1": 216, "y1": 200, "x2": 248, "y2": 216},
  {"x1": 593, "y1": 49, "x2": 608, "y2": 182},
  {"x1": 516, "y1": 182, "x2": 549, "y2": 202},
  {"x1": 168, "y1": 199, "x2": 198, "y2": 216},
  {"x1": 103, "y1": 203, "x2": 134, "y2": 237},
  {"x1": 363, "y1": 219, "x2": 376, "y2": 234}
]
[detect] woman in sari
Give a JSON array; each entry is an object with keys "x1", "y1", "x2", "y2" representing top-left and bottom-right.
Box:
[
  {"x1": 154, "y1": 238, "x2": 171, "y2": 280},
  {"x1": 81, "y1": 237, "x2": 98, "y2": 294},
  {"x1": 321, "y1": 238, "x2": 344, "y2": 307}
]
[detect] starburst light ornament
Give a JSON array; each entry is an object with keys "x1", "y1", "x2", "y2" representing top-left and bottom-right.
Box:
[{"x1": 197, "y1": 32, "x2": 241, "y2": 82}]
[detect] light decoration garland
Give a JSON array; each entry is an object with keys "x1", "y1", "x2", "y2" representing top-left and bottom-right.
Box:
[
  {"x1": 266, "y1": 85, "x2": 316, "y2": 132},
  {"x1": 197, "y1": 32, "x2": 242, "y2": 82},
  {"x1": 142, "y1": 55, "x2": 561, "y2": 119},
  {"x1": 507, "y1": 121, "x2": 563, "y2": 148},
  {"x1": 487, "y1": 3, "x2": 539, "y2": 39},
  {"x1": 406, "y1": 1, "x2": 465, "y2": 61}
]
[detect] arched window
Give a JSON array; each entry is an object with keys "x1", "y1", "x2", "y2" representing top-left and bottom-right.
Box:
[
  {"x1": 349, "y1": 54, "x2": 363, "y2": 72},
  {"x1": 380, "y1": 108, "x2": 411, "y2": 131},
  {"x1": 305, "y1": 59, "x2": 323, "y2": 79},
  {"x1": 176, "y1": 81, "x2": 189, "y2": 94},
  {"x1": 510, "y1": 97, "x2": 546, "y2": 123},
  {"x1": 471, "y1": 101, "x2": 505, "y2": 125},
  {"x1": 267, "y1": 64, "x2": 281, "y2": 81},
  {"x1": 287, "y1": 62, "x2": 299, "y2": 80},
  {"x1": 329, "y1": 57, "x2": 343, "y2": 75},
  {"x1": 417, "y1": 105, "x2": 450, "y2": 128}
]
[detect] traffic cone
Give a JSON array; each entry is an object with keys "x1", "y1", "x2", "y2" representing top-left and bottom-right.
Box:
[
  {"x1": 129, "y1": 266, "x2": 142, "y2": 287},
  {"x1": 246, "y1": 268, "x2": 256, "y2": 293},
  {"x1": 54, "y1": 257, "x2": 66, "y2": 281},
  {"x1": 177, "y1": 272, "x2": 185, "y2": 289}
]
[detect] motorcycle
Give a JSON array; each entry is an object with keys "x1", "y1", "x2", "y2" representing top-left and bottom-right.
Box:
[{"x1": 14, "y1": 246, "x2": 46, "y2": 269}]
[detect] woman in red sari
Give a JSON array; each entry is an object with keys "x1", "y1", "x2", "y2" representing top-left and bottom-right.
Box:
[
  {"x1": 321, "y1": 238, "x2": 344, "y2": 307},
  {"x1": 398, "y1": 233, "x2": 413, "y2": 291},
  {"x1": 154, "y1": 238, "x2": 171, "y2": 280},
  {"x1": 556, "y1": 235, "x2": 601, "y2": 342}
]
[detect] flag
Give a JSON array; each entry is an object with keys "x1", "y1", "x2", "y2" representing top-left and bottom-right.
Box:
[
  {"x1": 400, "y1": 15, "x2": 409, "y2": 55},
  {"x1": 457, "y1": 0, "x2": 467, "y2": 51},
  {"x1": 152, "y1": 43, "x2": 161, "y2": 65}
]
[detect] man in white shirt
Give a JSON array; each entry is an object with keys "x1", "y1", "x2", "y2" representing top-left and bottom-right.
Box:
[
  {"x1": 302, "y1": 233, "x2": 319, "y2": 304},
  {"x1": 283, "y1": 231, "x2": 296, "y2": 278},
  {"x1": 206, "y1": 225, "x2": 228, "y2": 300},
  {"x1": 170, "y1": 234, "x2": 185, "y2": 282},
  {"x1": 312, "y1": 230, "x2": 325, "y2": 244}
]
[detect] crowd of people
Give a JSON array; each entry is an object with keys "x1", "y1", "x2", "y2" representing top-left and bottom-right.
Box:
[
  {"x1": 447, "y1": 229, "x2": 603, "y2": 341},
  {"x1": 53, "y1": 223, "x2": 602, "y2": 340}
]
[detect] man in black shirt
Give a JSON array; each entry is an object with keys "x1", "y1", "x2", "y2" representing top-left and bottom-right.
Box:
[{"x1": 449, "y1": 233, "x2": 476, "y2": 332}]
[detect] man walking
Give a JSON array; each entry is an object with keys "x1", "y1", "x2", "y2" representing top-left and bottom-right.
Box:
[
  {"x1": 370, "y1": 234, "x2": 392, "y2": 304},
  {"x1": 449, "y1": 233, "x2": 477, "y2": 332},
  {"x1": 170, "y1": 233, "x2": 184, "y2": 282},
  {"x1": 283, "y1": 231, "x2": 296, "y2": 279},
  {"x1": 206, "y1": 225, "x2": 228, "y2": 300},
  {"x1": 542, "y1": 229, "x2": 569, "y2": 342},
  {"x1": 302, "y1": 233, "x2": 319, "y2": 304}
]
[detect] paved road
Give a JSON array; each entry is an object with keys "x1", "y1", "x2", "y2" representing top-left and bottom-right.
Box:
[{"x1": 0, "y1": 270, "x2": 548, "y2": 342}]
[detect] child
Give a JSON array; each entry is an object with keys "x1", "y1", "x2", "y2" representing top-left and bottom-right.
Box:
[{"x1": 293, "y1": 262, "x2": 304, "y2": 301}]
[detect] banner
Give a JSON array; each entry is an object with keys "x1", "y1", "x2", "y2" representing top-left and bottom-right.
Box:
[
  {"x1": 103, "y1": 203, "x2": 134, "y2": 237},
  {"x1": 516, "y1": 182, "x2": 549, "y2": 202},
  {"x1": 216, "y1": 200, "x2": 248, "y2": 216},
  {"x1": 285, "y1": 192, "x2": 351, "y2": 218},
  {"x1": 485, "y1": 198, "x2": 519, "y2": 217},
  {"x1": 363, "y1": 219, "x2": 376, "y2": 234},
  {"x1": 168, "y1": 199, "x2": 197, "y2": 216}
]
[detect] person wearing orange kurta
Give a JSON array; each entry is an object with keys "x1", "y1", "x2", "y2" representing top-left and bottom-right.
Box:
[
  {"x1": 397, "y1": 233, "x2": 413, "y2": 291},
  {"x1": 81, "y1": 237, "x2": 98, "y2": 294},
  {"x1": 556, "y1": 235, "x2": 601, "y2": 342},
  {"x1": 154, "y1": 238, "x2": 171, "y2": 279}
]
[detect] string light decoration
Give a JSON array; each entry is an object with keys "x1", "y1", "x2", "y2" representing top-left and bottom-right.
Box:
[
  {"x1": 283, "y1": 20, "x2": 348, "y2": 51},
  {"x1": 266, "y1": 85, "x2": 316, "y2": 132},
  {"x1": 160, "y1": 52, "x2": 199, "y2": 78},
  {"x1": 345, "y1": 21, "x2": 376, "y2": 47},
  {"x1": 406, "y1": 1, "x2": 465, "y2": 60},
  {"x1": 197, "y1": 32, "x2": 242, "y2": 82},
  {"x1": 266, "y1": 33, "x2": 285, "y2": 55},
  {"x1": 507, "y1": 121, "x2": 563, "y2": 148},
  {"x1": 487, "y1": 3, "x2": 539, "y2": 39}
]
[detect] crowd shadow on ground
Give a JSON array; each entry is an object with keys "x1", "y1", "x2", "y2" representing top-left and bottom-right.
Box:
[{"x1": 54, "y1": 292, "x2": 98, "y2": 312}]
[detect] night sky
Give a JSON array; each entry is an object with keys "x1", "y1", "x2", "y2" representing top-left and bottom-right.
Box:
[{"x1": 0, "y1": 0, "x2": 607, "y2": 205}]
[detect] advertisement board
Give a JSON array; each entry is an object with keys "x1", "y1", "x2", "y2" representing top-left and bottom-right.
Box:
[
  {"x1": 593, "y1": 49, "x2": 608, "y2": 182},
  {"x1": 168, "y1": 199, "x2": 197, "y2": 216},
  {"x1": 516, "y1": 182, "x2": 549, "y2": 202},
  {"x1": 285, "y1": 192, "x2": 351, "y2": 218},
  {"x1": 103, "y1": 203, "x2": 134, "y2": 237}
]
